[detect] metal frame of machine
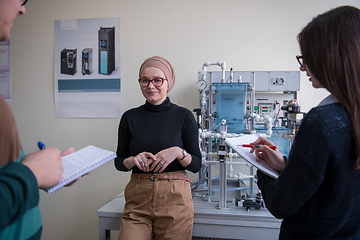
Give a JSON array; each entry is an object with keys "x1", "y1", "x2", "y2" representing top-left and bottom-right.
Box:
[{"x1": 193, "y1": 61, "x2": 304, "y2": 211}]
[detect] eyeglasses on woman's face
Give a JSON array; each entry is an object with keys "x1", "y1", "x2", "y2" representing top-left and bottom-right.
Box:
[
  {"x1": 138, "y1": 77, "x2": 167, "y2": 87},
  {"x1": 296, "y1": 55, "x2": 305, "y2": 68},
  {"x1": 21, "y1": 0, "x2": 28, "y2": 6}
]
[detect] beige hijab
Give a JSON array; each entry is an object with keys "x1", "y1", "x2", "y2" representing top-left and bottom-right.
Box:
[{"x1": 139, "y1": 56, "x2": 175, "y2": 92}]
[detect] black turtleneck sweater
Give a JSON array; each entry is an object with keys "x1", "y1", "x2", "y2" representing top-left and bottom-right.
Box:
[{"x1": 114, "y1": 97, "x2": 201, "y2": 173}]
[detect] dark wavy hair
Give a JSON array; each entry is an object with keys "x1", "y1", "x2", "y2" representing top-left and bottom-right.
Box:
[{"x1": 298, "y1": 5, "x2": 360, "y2": 169}]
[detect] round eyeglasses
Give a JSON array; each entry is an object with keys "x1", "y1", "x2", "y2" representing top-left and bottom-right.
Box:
[
  {"x1": 296, "y1": 55, "x2": 305, "y2": 68},
  {"x1": 21, "y1": 0, "x2": 28, "y2": 6},
  {"x1": 138, "y1": 77, "x2": 167, "y2": 87}
]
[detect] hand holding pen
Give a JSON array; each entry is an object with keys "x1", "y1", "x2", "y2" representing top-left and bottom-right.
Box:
[
  {"x1": 248, "y1": 137, "x2": 286, "y2": 172},
  {"x1": 38, "y1": 141, "x2": 91, "y2": 187},
  {"x1": 22, "y1": 143, "x2": 64, "y2": 189},
  {"x1": 22, "y1": 141, "x2": 76, "y2": 189}
]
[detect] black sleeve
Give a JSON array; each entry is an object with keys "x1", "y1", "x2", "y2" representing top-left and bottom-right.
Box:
[
  {"x1": 114, "y1": 113, "x2": 131, "y2": 172},
  {"x1": 257, "y1": 111, "x2": 330, "y2": 219},
  {"x1": 181, "y1": 112, "x2": 202, "y2": 173}
]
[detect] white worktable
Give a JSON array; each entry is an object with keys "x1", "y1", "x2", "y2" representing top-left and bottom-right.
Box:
[{"x1": 97, "y1": 193, "x2": 281, "y2": 240}]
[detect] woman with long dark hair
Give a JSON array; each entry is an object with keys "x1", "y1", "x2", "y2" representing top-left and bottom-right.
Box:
[{"x1": 251, "y1": 6, "x2": 360, "y2": 239}]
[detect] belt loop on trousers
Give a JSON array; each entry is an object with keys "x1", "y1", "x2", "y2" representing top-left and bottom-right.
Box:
[
  {"x1": 137, "y1": 174, "x2": 141, "y2": 184},
  {"x1": 167, "y1": 172, "x2": 172, "y2": 182}
]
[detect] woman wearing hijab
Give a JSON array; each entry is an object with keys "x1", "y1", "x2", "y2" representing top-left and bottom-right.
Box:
[
  {"x1": 115, "y1": 56, "x2": 201, "y2": 240},
  {"x1": 251, "y1": 6, "x2": 360, "y2": 240}
]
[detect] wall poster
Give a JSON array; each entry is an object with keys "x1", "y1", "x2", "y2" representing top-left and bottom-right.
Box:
[
  {"x1": 0, "y1": 40, "x2": 11, "y2": 104},
  {"x1": 54, "y1": 17, "x2": 120, "y2": 118}
]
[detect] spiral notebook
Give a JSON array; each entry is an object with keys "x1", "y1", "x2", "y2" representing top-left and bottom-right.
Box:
[
  {"x1": 45, "y1": 145, "x2": 116, "y2": 194},
  {"x1": 225, "y1": 134, "x2": 279, "y2": 179}
]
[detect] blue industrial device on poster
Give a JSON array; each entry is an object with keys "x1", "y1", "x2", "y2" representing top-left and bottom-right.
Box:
[
  {"x1": 98, "y1": 27, "x2": 115, "y2": 75},
  {"x1": 82, "y1": 48, "x2": 92, "y2": 75}
]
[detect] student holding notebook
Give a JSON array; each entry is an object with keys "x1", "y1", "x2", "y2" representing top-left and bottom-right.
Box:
[
  {"x1": 114, "y1": 56, "x2": 201, "y2": 240},
  {"x1": 0, "y1": 0, "x2": 76, "y2": 239},
  {"x1": 250, "y1": 6, "x2": 360, "y2": 240}
]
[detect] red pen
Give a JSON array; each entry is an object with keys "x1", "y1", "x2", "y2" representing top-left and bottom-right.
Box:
[{"x1": 240, "y1": 144, "x2": 277, "y2": 150}]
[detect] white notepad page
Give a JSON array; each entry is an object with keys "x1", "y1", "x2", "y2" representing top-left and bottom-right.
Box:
[
  {"x1": 45, "y1": 145, "x2": 116, "y2": 193},
  {"x1": 225, "y1": 134, "x2": 279, "y2": 179}
]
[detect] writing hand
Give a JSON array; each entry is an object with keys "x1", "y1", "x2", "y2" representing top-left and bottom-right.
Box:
[
  {"x1": 22, "y1": 147, "x2": 63, "y2": 189},
  {"x1": 250, "y1": 137, "x2": 285, "y2": 172}
]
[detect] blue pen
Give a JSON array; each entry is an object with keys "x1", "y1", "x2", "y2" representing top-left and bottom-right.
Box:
[{"x1": 37, "y1": 141, "x2": 45, "y2": 150}]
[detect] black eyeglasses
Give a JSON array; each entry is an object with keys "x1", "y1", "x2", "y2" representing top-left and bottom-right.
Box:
[
  {"x1": 21, "y1": 0, "x2": 28, "y2": 6},
  {"x1": 138, "y1": 77, "x2": 167, "y2": 87},
  {"x1": 296, "y1": 55, "x2": 305, "y2": 67}
]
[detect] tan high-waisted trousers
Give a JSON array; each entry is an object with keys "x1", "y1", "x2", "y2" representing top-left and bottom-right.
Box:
[{"x1": 118, "y1": 172, "x2": 194, "y2": 240}]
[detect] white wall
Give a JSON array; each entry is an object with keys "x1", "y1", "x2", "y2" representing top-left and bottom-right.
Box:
[{"x1": 8, "y1": 0, "x2": 360, "y2": 239}]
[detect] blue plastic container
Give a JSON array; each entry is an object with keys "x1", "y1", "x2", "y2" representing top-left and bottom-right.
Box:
[{"x1": 214, "y1": 83, "x2": 248, "y2": 134}]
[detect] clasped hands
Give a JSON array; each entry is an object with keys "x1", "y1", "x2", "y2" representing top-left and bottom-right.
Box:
[
  {"x1": 250, "y1": 137, "x2": 286, "y2": 172},
  {"x1": 127, "y1": 147, "x2": 181, "y2": 173}
]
